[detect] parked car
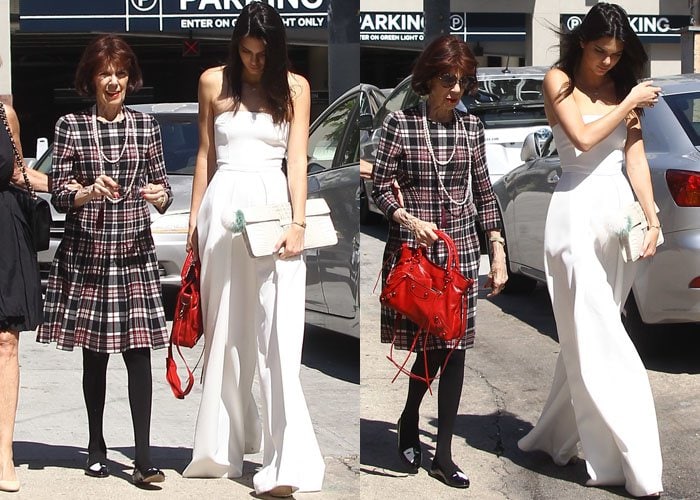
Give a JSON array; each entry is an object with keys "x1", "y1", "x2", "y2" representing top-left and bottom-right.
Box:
[
  {"x1": 33, "y1": 86, "x2": 370, "y2": 337},
  {"x1": 361, "y1": 66, "x2": 548, "y2": 222},
  {"x1": 492, "y1": 74, "x2": 700, "y2": 329}
]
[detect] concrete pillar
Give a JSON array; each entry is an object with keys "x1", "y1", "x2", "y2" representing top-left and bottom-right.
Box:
[
  {"x1": 424, "y1": 0, "x2": 450, "y2": 46},
  {"x1": 680, "y1": 26, "x2": 700, "y2": 73},
  {"x1": 328, "y1": 0, "x2": 359, "y2": 102},
  {"x1": 0, "y1": 0, "x2": 11, "y2": 105}
]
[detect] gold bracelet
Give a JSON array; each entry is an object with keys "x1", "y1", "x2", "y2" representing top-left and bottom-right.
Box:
[
  {"x1": 648, "y1": 224, "x2": 661, "y2": 230},
  {"x1": 489, "y1": 234, "x2": 505, "y2": 246},
  {"x1": 292, "y1": 220, "x2": 306, "y2": 229}
]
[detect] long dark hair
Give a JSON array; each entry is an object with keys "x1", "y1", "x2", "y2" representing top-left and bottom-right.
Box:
[
  {"x1": 555, "y1": 2, "x2": 647, "y2": 103},
  {"x1": 224, "y1": 2, "x2": 292, "y2": 123}
]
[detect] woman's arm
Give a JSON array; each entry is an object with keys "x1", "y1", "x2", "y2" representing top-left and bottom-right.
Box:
[
  {"x1": 544, "y1": 68, "x2": 660, "y2": 152},
  {"x1": 274, "y1": 72, "x2": 310, "y2": 259},
  {"x1": 141, "y1": 116, "x2": 173, "y2": 214},
  {"x1": 5, "y1": 104, "x2": 49, "y2": 192},
  {"x1": 468, "y1": 117, "x2": 507, "y2": 295},
  {"x1": 625, "y1": 113, "x2": 660, "y2": 259},
  {"x1": 187, "y1": 67, "x2": 220, "y2": 257}
]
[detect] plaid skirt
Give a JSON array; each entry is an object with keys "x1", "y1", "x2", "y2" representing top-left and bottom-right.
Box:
[{"x1": 38, "y1": 219, "x2": 168, "y2": 353}]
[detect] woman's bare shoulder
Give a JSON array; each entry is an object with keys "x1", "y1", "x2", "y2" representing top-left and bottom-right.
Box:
[
  {"x1": 199, "y1": 66, "x2": 225, "y2": 90},
  {"x1": 544, "y1": 68, "x2": 570, "y2": 87},
  {"x1": 288, "y1": 72, "x2": 310, "y2": 99}
]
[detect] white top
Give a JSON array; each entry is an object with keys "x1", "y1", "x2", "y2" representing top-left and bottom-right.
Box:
[
  {"x1": 552, "y1": 115, "x2": 627, "y2": 176},
  {"x1": 214, "y1": 110, "x2": 290, "y2": 172}
]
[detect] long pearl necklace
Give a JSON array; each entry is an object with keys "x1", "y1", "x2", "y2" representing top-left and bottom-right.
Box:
[
  {"x1": 91, "y1": 106, "x2": 139, "y2": 204},
  {"x1": 421, "y1": 100, "x2": 471, "y2": 207}
]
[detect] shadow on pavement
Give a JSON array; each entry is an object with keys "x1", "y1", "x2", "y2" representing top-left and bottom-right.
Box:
[
  {"x1": 359, "y1": 417, "x2": 429, "y2": 476},
  {"x1": 301, "y1": 327, "x2": 359, "y2": 385},
  {"x1": 482, "y1": 284, "x2": 558, "y2": 342},
  {"x1": 631, "y1": 322, "x2": 700, "y2": 375}
]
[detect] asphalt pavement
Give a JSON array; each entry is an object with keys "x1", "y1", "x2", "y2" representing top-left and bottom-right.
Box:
[
  {"x1": 360, "y1": 221, "x2": 700, "y2": 500},
  {"x1": 12, "y1": 319, "x2": 359, "y2": 499}
]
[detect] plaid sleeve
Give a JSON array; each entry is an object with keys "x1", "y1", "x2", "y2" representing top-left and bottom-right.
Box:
[
  {"x1": 371, "y1": 112, "x2": 403, "y2": 220},
  {"x1": 145, "y1": 116, "x2": 173, "y2": 213},
  {"x1": 50, "y1": 115, "x2": 78, "y2": 213},
  {"x1": 470, "y1": 118, "x2": 501, "y2": 231}
]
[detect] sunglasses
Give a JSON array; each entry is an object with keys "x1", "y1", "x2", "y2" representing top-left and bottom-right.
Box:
[{"x1": 437, "y1": 73, "x2": 477, "y2": 89}]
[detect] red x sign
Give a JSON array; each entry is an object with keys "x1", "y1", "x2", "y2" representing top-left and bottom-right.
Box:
[{"x1": 183, "y1": 39, "x2": 200, "y2": 57}]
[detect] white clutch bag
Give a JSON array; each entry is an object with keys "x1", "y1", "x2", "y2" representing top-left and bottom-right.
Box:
[
  {"x1": 619, "y1": 201, "x2": 664, "y2": 263},
  {"x1": 238, "y1": 198, "x2": 338, "y2": 258}
]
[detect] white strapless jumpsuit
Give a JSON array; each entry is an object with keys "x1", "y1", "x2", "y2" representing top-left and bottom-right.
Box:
[
  {"x1": 182, "y1": 111, "x2": 325, "y2": 494},
  {"x1": 518, "y1": 116, "x2": 663, "y2": 497}
]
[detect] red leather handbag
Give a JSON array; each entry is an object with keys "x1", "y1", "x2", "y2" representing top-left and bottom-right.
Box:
[
  {"x1": 166, "y1": 250, "x2": 204, "y2": 399},
  {"x1": 380, "y1": 229, "x2": 474, "y2": 388}
]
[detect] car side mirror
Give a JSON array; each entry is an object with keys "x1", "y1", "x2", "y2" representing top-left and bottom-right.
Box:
[
  {"x1": 520, "y1": 128, "x2": 552, "y2": 162},
  {"x1": 358, "y1": 113, "x2": 373, "y2": 131}
]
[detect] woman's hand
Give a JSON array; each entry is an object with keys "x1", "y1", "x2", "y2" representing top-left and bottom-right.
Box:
[
  {"x1": 140, "y1": 182, "x2": 168, "y2": 210},
  {"x1": 274, "y1": 224, "x2": 305, "y2": 259},
  {"x1": 485, "y1": 235, "x2": 508, "y2": 297},
  {"x1": 186, "y1": 226, "x2": 199, "y2": 260},
  {"x1": 639, "y1": 225, "x2": 661, "y2": 260},
  {"x1": 93, "y1": 174, "x2": 121, "y2": 200},
  {"x1": 626, "y1": 81, "x2": 662, "y2": 109},
  {"x1": 411, "y1": 218, "x2": 438, "y2": 247}
]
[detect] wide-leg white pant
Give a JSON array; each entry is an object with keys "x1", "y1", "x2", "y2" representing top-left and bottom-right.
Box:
[
  {"x1": 518, "y1": 171, "x2": 663, "y2": 497},
  {"x1": 183, "y1": 169, "x2": 325, "y2": 494}
]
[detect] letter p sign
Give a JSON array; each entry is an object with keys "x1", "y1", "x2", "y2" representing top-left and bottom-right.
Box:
[{"x1": 130, "y1": 0, "x2": 159, "y2": 12}]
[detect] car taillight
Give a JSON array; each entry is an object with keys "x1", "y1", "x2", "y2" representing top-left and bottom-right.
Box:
[{"x1": 666, "y1": 170, "x2": 700, "y2": 207}]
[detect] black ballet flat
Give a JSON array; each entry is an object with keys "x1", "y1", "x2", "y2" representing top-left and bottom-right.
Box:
[
  {"x1": 429, "y1": 462, "x2": 470, "y2": 489},
  {"x1": 396, "y1": 418, "x2": 421, "y2": 472},
  {"x1": 84, "y1": 462, "x2": 110, "y2": 478},
  {"x1": 132, "y1": 466, "x2": 165, "y2": 485}
]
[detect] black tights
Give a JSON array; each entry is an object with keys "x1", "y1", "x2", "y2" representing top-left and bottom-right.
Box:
[
  {"x1": 399, "y1": 348, "x2": 465, "y2": 474},
  {"x1": 82, "y1": 348, "x2": 153, "y2": 469}
]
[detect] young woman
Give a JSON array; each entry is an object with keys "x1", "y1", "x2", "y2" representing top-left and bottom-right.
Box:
[
  {"x1": 38, "y1": 34, "x2": 171, "y2": 485},
  {"x1": 517, "y1": 3, "x2": 663, "y2": 497},
  {"x1": 182, "y1": 3, "x2": 324, "y2": 497},
  {"x1": 372, "y1": 35, "x2": 507, "y2": 489}
]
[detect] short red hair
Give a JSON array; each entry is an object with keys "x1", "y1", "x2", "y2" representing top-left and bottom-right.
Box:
[
  {"x1": 74, "y1": 34, "x2": 143, "y2": 96},
  {"x1": 411, "y1": 35, "x2": 477, "y2": 96}
]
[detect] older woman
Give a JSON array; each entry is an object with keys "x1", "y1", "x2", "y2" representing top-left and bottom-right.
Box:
[
  {"x1": 37, "y1": 34, "x2": 172, "y2": 485},
  {"x1": 372, "y1": 35, "x2": 507, "y2": 489}
]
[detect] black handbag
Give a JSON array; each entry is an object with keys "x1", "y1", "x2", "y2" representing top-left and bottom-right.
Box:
[{"x1": 0, "y1": 104, "x2": 51, "y2": 251}]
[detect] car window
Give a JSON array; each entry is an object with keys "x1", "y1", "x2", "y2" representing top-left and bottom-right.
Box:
[
  {"x1": 308, "y1": 95, "x2": 356, "y2": 170},
  {"x1": 31, "y1": 113, "x2": 199, "y2": 176},
  {"x1": 155, "y1": 114, "x2": 199, "y2": 175},
  {"x1": 374, "y1": 78, "x2": 411, "y2": 128},
  {"x1": 470, "y1": 104, "x2": 548, "y2": 129},
  {"x1": 479, "y1": 77, "x2": 544, "y2": 102},
  {"x1": 664, "y1": 92, "x2": 700, "y2": 147}
]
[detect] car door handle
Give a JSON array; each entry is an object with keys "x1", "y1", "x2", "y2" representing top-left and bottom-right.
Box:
[{"x1": 547, "y1": 172, "x2": 560, "y2": 184}]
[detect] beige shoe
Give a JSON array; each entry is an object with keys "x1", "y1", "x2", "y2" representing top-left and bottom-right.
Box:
[
  {"x1": 0, "y1": 480, "x2": 19, "y2": 492},
  {"x1": 268, "y1": 485, "x2": 294, "y2": 497}
]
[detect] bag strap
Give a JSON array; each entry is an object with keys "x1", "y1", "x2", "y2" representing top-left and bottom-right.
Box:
[
  {"x1": 166, "y1": 337, "x2": 204, "y2": 399},
  {"x1": 0, "y1": 104, "x2": 37, "y2": 200}
]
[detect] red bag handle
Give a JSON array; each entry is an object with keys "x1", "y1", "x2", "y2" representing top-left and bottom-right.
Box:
[{"x1": 166, "y1": 250, "x2": 203, "y2": 399}]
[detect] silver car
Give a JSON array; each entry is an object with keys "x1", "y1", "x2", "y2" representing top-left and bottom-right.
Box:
[
  {"x1": 34, "y1": 89, "x2": 367, "y2": 337},
  {"x1": 493, "y1": 74, "x2": 700, "y2": 328}
]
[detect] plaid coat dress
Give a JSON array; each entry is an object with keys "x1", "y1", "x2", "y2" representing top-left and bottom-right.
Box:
[
  {"x1": 372, "y1": 104, "x2": 501, "y2": 351},
  {"x1": 37, "y1": 106, "x2": 172, "y2": 353}
]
